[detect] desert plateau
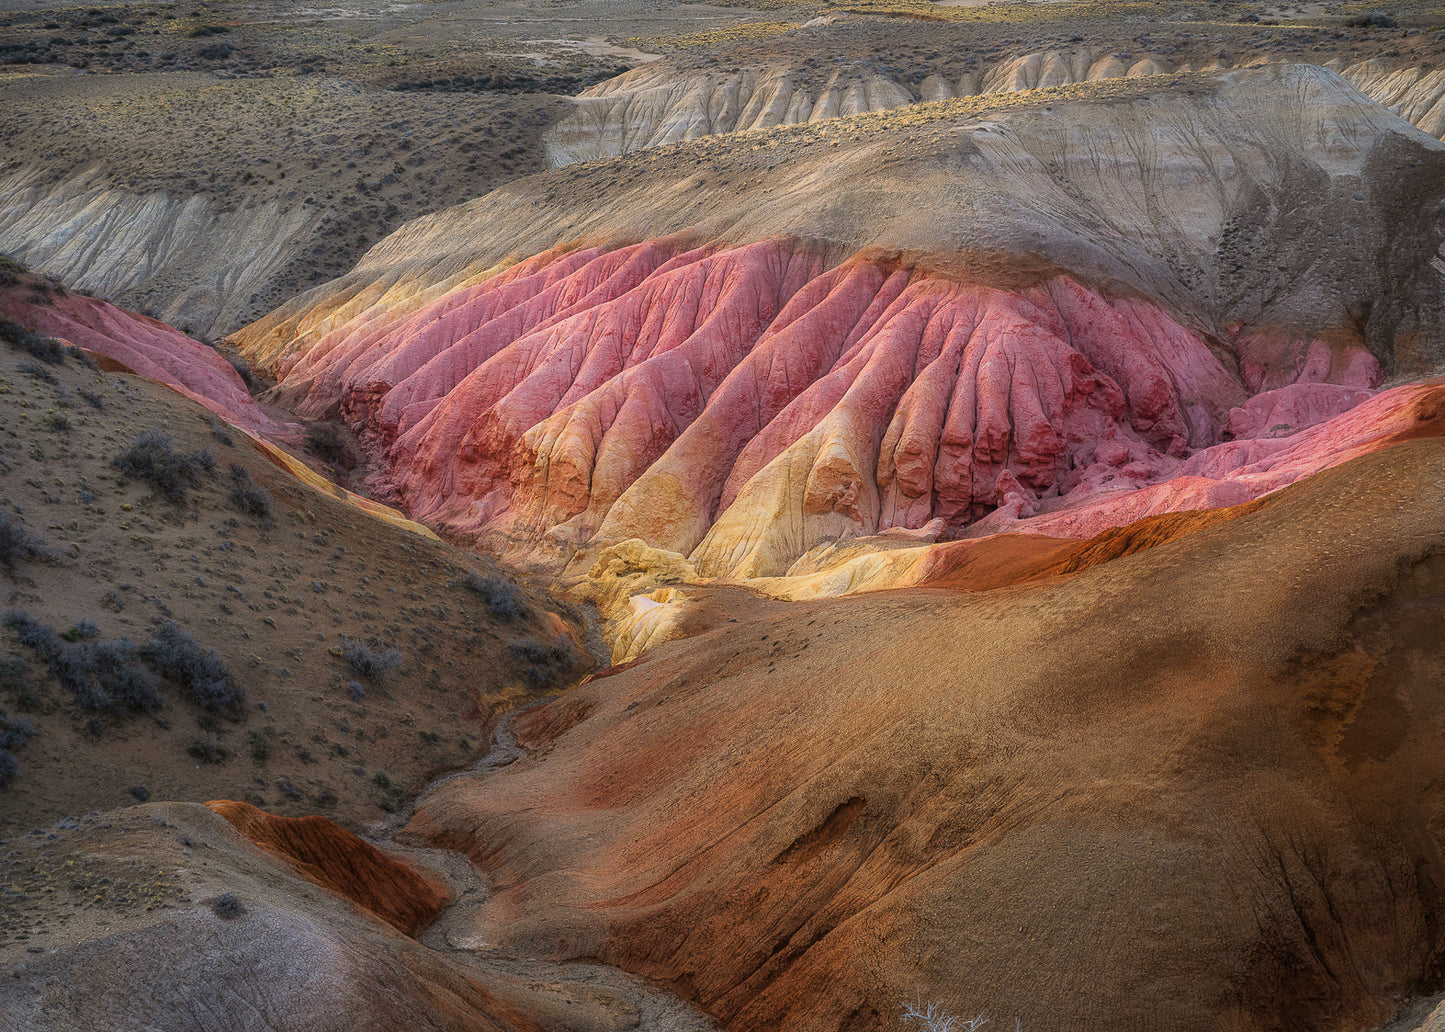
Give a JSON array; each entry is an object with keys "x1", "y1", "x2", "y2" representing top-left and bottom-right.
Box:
[{"x1": 1, "y1": 0, "x2": 1444, "y2": 1028}]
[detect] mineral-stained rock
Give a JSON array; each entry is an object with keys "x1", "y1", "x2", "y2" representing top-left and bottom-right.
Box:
[
  {"x1": 208, "y1": 799, "x2": 450, "y2": 936},
  {"x1": 230, "y1": 65, "x2": 1444, "y2": 584},
  {"x1": 238, "y1": 237, "x2": 1386, "y2": 578}
]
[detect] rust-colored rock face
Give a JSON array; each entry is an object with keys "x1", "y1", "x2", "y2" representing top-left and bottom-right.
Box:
[
  {"x1": 252, "y1": 237, "x2": 1392, "y2": 577},
  {"x1": 208, "y1": 799, "x2": 450, "y2": 936}
]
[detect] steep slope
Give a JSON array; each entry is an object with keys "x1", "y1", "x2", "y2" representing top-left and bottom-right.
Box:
[
  {"x1": 406, "y1": 428, "x2": 1445, "y2": 1032},
  {"x1": 0, "y1": 272, "x2": 287, "y2": 436},
  {"x1": 232, "y1": 65, "x2": 1445, "y2": 581},
  {"x1": 0, "y1": 70, "x2": 564, "y2": 339},
  {"x1": 208, "y1": 799, "x2": 452, "y2": 936},
  {"x1": 0, "y1": 299, "x2": 590, "y2": 833}
]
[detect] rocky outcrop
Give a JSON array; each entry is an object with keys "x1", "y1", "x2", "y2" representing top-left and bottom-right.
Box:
[
  {"x1": 744, "y1": 379, "x2": 1445, "y2": 599},
  {"x1": 208, "y1": 799, "x2": 451, "y2": 936},
  {"x1": 544, "y1": 52, "x2": 1445, "y2": 167},
  {"x1": 233, "y1": 243, "x2": 1393, "y2": 579},
  {"x1": 544, "y1": 64, "x2": 914, "y2": 165},
  {"x1": 0, "y1": 165, "x2": 321, "y2": 340},
  {"x1": 1338, "y1": 58, "x2": 1445, "y2": 138}
]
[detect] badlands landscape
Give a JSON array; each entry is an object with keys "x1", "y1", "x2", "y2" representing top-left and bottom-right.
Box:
[{"x1": 1, "y1": 0, "x2": 1445, "y2": 1028}]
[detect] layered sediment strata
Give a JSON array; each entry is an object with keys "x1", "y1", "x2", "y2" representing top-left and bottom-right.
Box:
[
  {"x1": 1, "y1": 279, "x2": 286, "y2": 436},
  {"x1": 231, "y1": 65, "x2": 1444, "y2": 581},
  {"x1": 543, "y1": 52, "x2": 1445, "y2": 167},
  {"x1": 258, "y1": 239, "x2": 1387, "y2": 577}
]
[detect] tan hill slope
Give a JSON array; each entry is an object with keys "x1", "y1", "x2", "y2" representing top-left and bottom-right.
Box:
[
  {"x1": 405, "y1": 425, "x2": 1445, "y2": 1032},
  {"x1": 0, "y1": 283, "x2": 591, "y2": 833},
  {"x1": 0, "y1": 800, "x2": 718, "y2": 1031}
]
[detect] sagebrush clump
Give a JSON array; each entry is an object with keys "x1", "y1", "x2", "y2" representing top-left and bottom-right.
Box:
[
  {"x1": 226, "y1": 463, "x2": 271, "y2": 520},
  {"x1": 188, "y1": 737, "x2": 230, "y2": 763},
  {"x1": 2, "y1": 610, "x2": 163, "y2": 714},
  {"x1": 306, "y1": 421, "x2": 349, "y2": 463},
  {"x1": 340, "y1": 637, "x2": 401, "y2": 680},
  {"x1": 0, "y1": 317, "x2": 65, "y2": 365},
  {"x1": 508, "y1": 634, "x2": 576, "y2": 690},
  {"x1": 211, "y1": 892, "x2": 246, "y2": 919},
  {"x1": 142, "y1": 621, "x2": 243, "y2": 717},
  {"x1": 0, "y1": 514, "x2": 58, "y2": 575},
  {"x1": 111, "y1": 430, "x2": 216, "y2": 503},
  {"x1": 0, "y1": 713, "x2": 33, "y2": 786},
  {"x1": 463, "y1": 571, "x2": 530, "y2": 621}
]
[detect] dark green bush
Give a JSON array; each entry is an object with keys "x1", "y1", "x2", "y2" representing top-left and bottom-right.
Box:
[
  {"x1": 509, "y1": 635, "x2": 576, "y2": 690},
  {"x1": 188, "y1": 737, "x2": 229, "y2": 763}
]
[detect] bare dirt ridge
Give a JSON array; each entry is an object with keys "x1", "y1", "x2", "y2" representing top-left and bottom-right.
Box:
[{"x1": 407, "y1": 431, "x2": 1445, "y2": 1032}]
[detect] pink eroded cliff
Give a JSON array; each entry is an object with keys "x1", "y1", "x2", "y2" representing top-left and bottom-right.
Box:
[
  {"x1": 260, "y1": 237, "x2": 1384, "y2": 576},
  {"x1": 1, "y1": 285, "x2": 284, "y2": 436}
]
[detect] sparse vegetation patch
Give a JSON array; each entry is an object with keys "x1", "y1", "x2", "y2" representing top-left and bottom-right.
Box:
[
  {"x1": 0, "y1": 513, "x2": 58, "y2": 575},
  {"x1": 111, "y1": 429, "x2": 216, "y2": 503},
  {"x1": 340, "y1": 637, "x2": 402, "y2": 680},
  {"x1": 463, "y1": 571, "x2": 530, "y2": 621},
  {"x1": 1, "y1": 610, "x2": 163, "y2": 714},
  {"x1": 0, "y1": 318, "x2": 65, "y2": 365},
  {"x1": 142, "y1": 621, "x2": 244, "y2": 717},
  {"x1": 0, "y1": 713, "x2": 33, "y2": 786},
  {"x1": 508, "y1": 635, "x2": 576, "y2": 690},
  {"x1": 227, "y1": 463, "x2": 272, "y2": 520}
]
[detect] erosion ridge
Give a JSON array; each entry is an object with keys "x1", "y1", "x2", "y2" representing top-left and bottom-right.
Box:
[
  {"x1": 230, "y1": 64, "x2": 1445, "y2": 585},
  {"x1": 207, "y1": 799, "x2": 451, "y2": 936},
  {"x1": 544, "y1": 51, "x2": 1445, "y2": 166},
  {"x1": 0, "y1": 272, "x2": 288, "y2": 436},
  {"x1": 3, "y1": 0, "x2": 1445, "y2": 1028}
]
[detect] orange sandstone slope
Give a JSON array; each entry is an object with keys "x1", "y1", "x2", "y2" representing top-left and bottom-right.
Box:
[
  {"x1": 406, "y1": 430, "x2": 1445, "y2": 1032},
  {"x1": 228, "y1": 66, "x2": 1445, "y2": 580},
  {"x1": 208, "y1": 799, "x2": 451, "y2": 937}
]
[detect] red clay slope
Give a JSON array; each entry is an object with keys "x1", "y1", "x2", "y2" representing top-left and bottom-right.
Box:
[
  {"x1": 406, "y1": 428, "x2": 1445, "y2": 1032},
  {"x1": 1, "y1": 279, "x2": 285, "y2": 436},
  {"x1": 251, "y1": 238, "x2": 1384, "y2": 576}
]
